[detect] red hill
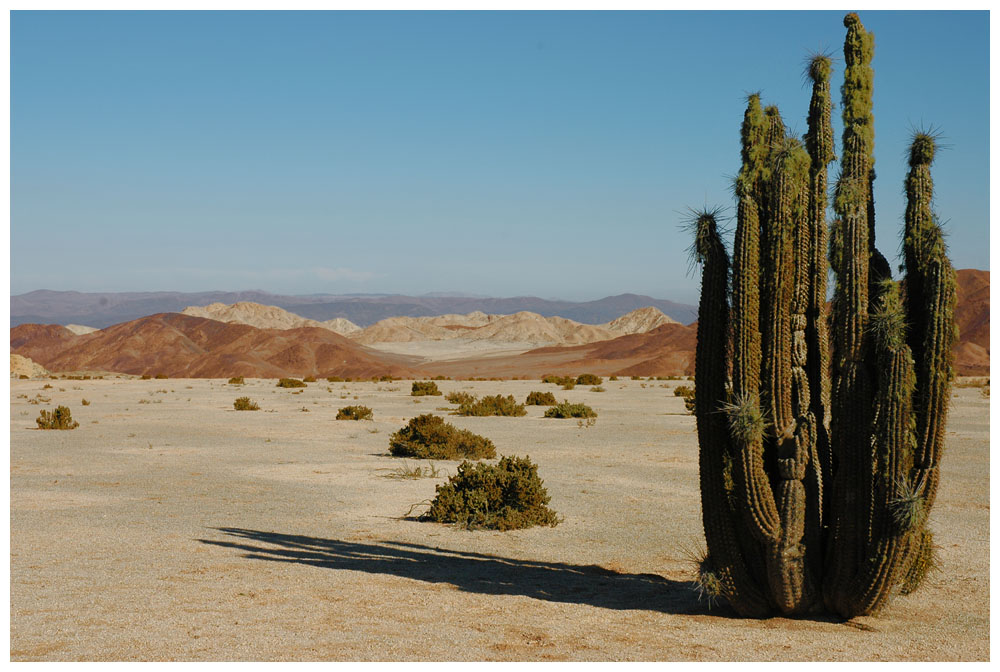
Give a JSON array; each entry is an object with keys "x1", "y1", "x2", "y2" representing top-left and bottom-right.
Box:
[{"x1": 10, "y1": 313, "x2": 422, "y2": 379}]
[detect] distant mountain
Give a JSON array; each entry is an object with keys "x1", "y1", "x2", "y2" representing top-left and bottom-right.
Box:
[
  {"x1": 181, "y1": 302, "x2": 361, "y2": 336},
  {"x1": 10, "y1": 289, "x2": 698, "y2": 329}
]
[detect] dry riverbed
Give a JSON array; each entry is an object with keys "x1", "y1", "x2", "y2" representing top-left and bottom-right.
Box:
[{"x1": 9, "y1": 376, "x2": 990, "y2": 661}]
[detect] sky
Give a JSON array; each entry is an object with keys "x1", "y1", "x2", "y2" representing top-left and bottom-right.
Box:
[{"x1": 9, "y1": 10, "x2": 990, "y2": 304}]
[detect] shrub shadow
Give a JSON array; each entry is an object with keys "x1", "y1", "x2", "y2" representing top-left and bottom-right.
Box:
[{"x1": 199, "y1": 527, "x2": 717, "y2": 616}]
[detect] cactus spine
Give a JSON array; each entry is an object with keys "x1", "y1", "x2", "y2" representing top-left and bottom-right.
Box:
[{"x1": 691, "y1": 13, "x2": 956, "y2": 618}]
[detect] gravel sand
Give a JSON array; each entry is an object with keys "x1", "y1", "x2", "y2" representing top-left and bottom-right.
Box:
[{"x1": 9, "y1": 377, "x2": 990, "y2": 661}]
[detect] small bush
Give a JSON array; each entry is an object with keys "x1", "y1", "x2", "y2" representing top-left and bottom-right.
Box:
[
  {"x1": 445, "y1": 391, "x2": 476, "y2": 405},
  {"x1": 140, "y1": 374, "x2": 152, "y2": 380},
  {"x1": 81, "y1": 399, "x2": 91, "y2": 406},
  {"x1": 590, "y1": 386, "x2": 606, "y2": 392},
  {"x1": 303, "y1": 375, "x2": 317, "y2": 383},
  {"x1": 561, "y1": 381, "x2": 576, "y2": 390},
  {"x1": 228, "y1": 376, "x2": 245, "y2": 385},
  {"x1": 457, "y1": 394, "x2": 527, "y2": 417},
  {"x1": 424, "y1": 455, "x2": 559, "y2": 531},
  {"x1": 609, "y1": 376, "x2": 618, "y2": 381},
  {"x1": 541, "y1": 374, "x2": 575, "y2": 386},
  {"x1": 336, "y1": 405, "x2": 373, "y2": 421},
  {"x1": 36, "y1": 406, "x2": 79, "y2": 430},
  {"x1": 576, "y1": 373, "x2": 603, "y2": 385},
  {"x1": 234, "y1": 397, "x2": 260, "y2": 411},
  {"x1": 389, "y1": 414, "x2": 495, "y2": 460},
  {"x1": 411, "y1": 381, "x2": 443, "y2": 396},
  {"x1": 327, "y1": 376, "x2": 345, "y2": 383},
  {"x1": 544, "y1": 401, "x2": 597, "y2": 419},
  {"x1": 525, "y1": 391, "x2": 557, "y2": 406},
  {"x1": 155, "y1": 373, "x2": 168, "y2": 379},
  {"x1": 674, "y1": 385, "x2": 696, "y2": 413},
  {"x1": 18, "y1": 374, "x2": 28, "y2": 379},
  {"x1": 431, "y1": 375, "x2": 450, "y2": 380},
  {"x1": 277, "y1": 378, "x2": 307, "y2": 388}
]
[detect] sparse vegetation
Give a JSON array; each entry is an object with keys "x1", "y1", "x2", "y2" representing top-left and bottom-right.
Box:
[
  {"x1": 276, "y1": 378, "x2": 307, "y2": 388},
  {"x1": 576, "y1": 373, "x2": 603, "y2": 386},
  {"x1": 541, "y1": 374, "x2": 575, "y2": 386},
  {"x1": 81, "y1": 399, "x2": 91, "y2": 406},
  {"x1": 36, "y1": 406, "x2": 79, "y2": 430},
  {"x1": 383, "y1": 461, "x2": 443, "y2": 480},
  {"x1": 456, "y1": 394, "x2": 527, "y2": 417},
  {"x1": 303, "y1": 375, "x2": 317, "y2": 383},
  {"x1": 337, "y1": 405, "x2": 373, "y2": 421},
  {"x1": 445, "y1": 391, "x2": 476, "y2": 405},
  {"x1": 424, "y1": 455, "x2": 559, "y2": 531},
  {"x1": 590, "y1": 386, "x2": 606, "y2": 393},
  {"x1": 544, "y1": 401, "x2": 597, "y2": 419},
  {"x1": 233, "y1": 397, "x2": 260, "y2": 411},
  {"x1": 673, "y1": 385, "x2": 696, "y2": 413},
  {"x1": 411, "y1": 381, "x2": 443, "y2": 396},
  {"x1": 228, "y1": 376, "x2": 245, "y2": 385},
  {"x1": 140, "y1": 374, "x2": 152, "y2": 380},
  {"x1": 389, "y1": 414, "x2": 495, "y2": 460},
  {"x1": 525, "y1": 391, "x2": 558, "y2": 406}
]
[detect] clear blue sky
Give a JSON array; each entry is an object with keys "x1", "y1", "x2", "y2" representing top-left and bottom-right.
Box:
[{"x1": 10, "y1": 10, "x2": 989, "y2": 304}]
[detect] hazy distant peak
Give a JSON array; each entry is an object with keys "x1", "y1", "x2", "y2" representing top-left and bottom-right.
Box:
[
  {"x1": 181, "y1": 302, "x2": 361, "y2": 336},
  {"x1": 604, "y1": 307, "x2": 678, "y2": 334}
]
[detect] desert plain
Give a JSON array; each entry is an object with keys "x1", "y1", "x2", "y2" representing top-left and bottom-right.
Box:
[{"x1": 9, "y1": 375, "x2": 990, "y2": 661}]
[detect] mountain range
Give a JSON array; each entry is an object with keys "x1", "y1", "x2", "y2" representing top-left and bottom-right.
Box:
[{"x1": 10, "y1": 289, "x2": 699, "y2": 329}]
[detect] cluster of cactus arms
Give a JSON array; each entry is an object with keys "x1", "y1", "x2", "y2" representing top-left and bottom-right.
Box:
[{"x1": 692, "y1": 13, "x2": 957, "y2": 618}]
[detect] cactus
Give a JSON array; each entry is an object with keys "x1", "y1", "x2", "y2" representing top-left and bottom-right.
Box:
[{"x1": 691, "y1": 13, "x2": 955, "y2": 618}]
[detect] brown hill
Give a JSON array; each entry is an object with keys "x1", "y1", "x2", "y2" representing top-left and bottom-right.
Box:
[
  {"x1": 953, "y1": 269, "x2": 989, "y2": 376},
  {"x1": 10, "y1": 314, "x2": 421, "y2": 379},
  {"x1": 421, "y1": 323, "x2": 696, "y2": 379}
]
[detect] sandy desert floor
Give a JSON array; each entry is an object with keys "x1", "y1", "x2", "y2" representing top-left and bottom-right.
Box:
[{"x1": 9, "y1": 376, "x2": 990, "y2": 661}]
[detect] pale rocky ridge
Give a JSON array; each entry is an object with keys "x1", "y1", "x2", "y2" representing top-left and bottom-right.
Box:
[
  {"x1": 64, "y1": 324, "x2": 100, "y2": 335},
  {"x1": 10, "y1": 353, "x2": 49, "y2": 378},
  {"x1": 180, "y1": 301, "x2": 361, "y2": 336}
]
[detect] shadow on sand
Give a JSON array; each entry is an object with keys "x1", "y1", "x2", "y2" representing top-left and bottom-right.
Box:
[{"x1": 199, "y1": 527, "x2": 720, "y2": 616}]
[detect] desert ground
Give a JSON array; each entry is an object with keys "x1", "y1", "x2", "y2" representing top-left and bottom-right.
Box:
[{"x1": 9, "y1": 375, "x2": 990, "y2": 661}]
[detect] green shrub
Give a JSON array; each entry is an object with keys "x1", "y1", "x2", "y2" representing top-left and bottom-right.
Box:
[
  {"x1": 303, "y1": 375, "x2": 317, "y2": 383},
  {"x1": 445, "y1": 391, "x2": 476, "y2": 405},
  {"x1": 336, "y1": 405, "x2": 373, "y2": 421},
  {"x1": 36, "y1": 406, "x2": 79, "y2": 430},
  {"x1": 233, "y1": 397, "x2": 260, "y2": 411},
  {"x1": 411, "y1": 381, "x2": 443, "y2": 396},
  {"x1": 277, "y1": 378, "x2": 307, "y2": 388},
  {"x1": 389, "y1": 414, "x2": 495, "y2": 460},
  {"x1": 424, "y1": 455, "x2": 559, "y2": 531},
  {"x1": 561, "y1": 381, "x2": 576, "y2": 390},
  {"x1": 525, "y1": 391, "x2": 558, "y2": 406},
  {"x1": 456, "y1": 394, "x2": 526, "y2": 417},
  {"x1": 327, "y1": 376, "x2": 345, "y2": 383},
  {"x1": 228, "y1": 376, "x2": 245, "y2": 385},
  {"x1": 541, "y1": 374, "x2": 575, "y2": 386},
  {"x1": 576, "y1": 373, "x2": 603, "y2": 385},
  {"x1": 544, "y1": 401, "x2": 597, "y2": 419}
]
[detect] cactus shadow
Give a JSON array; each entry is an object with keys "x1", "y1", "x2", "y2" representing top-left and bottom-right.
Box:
[{"x1": 199, "y1": 527, "x2": 725, "y2": 616}]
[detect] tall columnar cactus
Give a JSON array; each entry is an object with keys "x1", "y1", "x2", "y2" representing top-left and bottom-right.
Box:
[{"x1": 692, "y1": 13, "x2": 956, "y2": 619}]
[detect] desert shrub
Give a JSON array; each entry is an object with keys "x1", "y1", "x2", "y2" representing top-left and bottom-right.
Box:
[
  {"x1": 377, "y1": 375, "x2": 396, "y2": 382},
  {"x1": 609, "y1": 376, "x2": 618, "y2": 381},
  {"x1": 277, "y1": 378, "x2": 307, "y2": 388},
  {"x1": 544, "y1": 401, "x2": 597, "y2": 419},
  {"x1": 228, "y1": 376, "x2": 245, "y2": 385},
  {"x1": 431, "y1": 375, "x2": 450, "y2": 380},
  {"x1": 36, "y1": 406, "x2": 79, "y2": 430},
  {"x1": 233, "y1": 397, "x2": 260, "y2": 411},
  {"x1": 631, "y1": 375, "x2": 642, "y2": 380},
  {"x1": 674, "y1": 385, "x2": 696, "y2": 413},
  {"x1": 81, "y1": 399, "x2": 91, "y2": 406},
  {"x1": 18, "y1": 374, "x2": 28, "y2": 380},
  {"x1": 140, "y1": 374, "x2": 152, "y2": 380},
  {"x1": 424, "y1": 455, "x2": 559, "y2": 531},
  {"x1": 561, "y1": 381, "x2": 576, "y2": 390},
  {"x1": 456, "y1": 394, "x2": 526, "y2": 417},
  {"x1": 576, "y1": 373, "x2": 603, "y2": 385},
  {"x1": 303, "y1": 375, "x2": 317, "y2": 383},
  {"x1": 154, "y1": 373, "x2": 168, "y2": 379},
  {"x1": 445, "y1": 391, "x2": 476, "y2": 405},
  {"x1": 389, "y1": 414, "x2": 495, "y2": 460},
  {"x1": 327, "y1": 376, "x2": 344, "y2": 382},
  {"x1": 541, "y1": 374, "x2": 575, "y2": 386},
  {"x1": 411, "y1": 381, "x2": 442, "y2": 396},
  {"x1": 43, "y1": 384, "x2": 53, "y2": 389},
  {"x1": 525, "y1": 391, "x2": 557, "y2": 406},
  {"x1": 590, "y1": 386, "x2": 606, "y2": 392},
  {"x1": 336, "y1": 405, "x2": 373, "y2": 421}
]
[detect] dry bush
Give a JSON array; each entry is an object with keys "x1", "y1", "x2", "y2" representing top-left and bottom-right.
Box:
[
  {"x1": 36, "y1": 406, "x2": 79, "y2": 430},
  {"x1": 389, "y1": 414, "x2": 495, "y2": 460},
  {"x1": 456, "y1": 394, "x2": 526, "y2": 417}
]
